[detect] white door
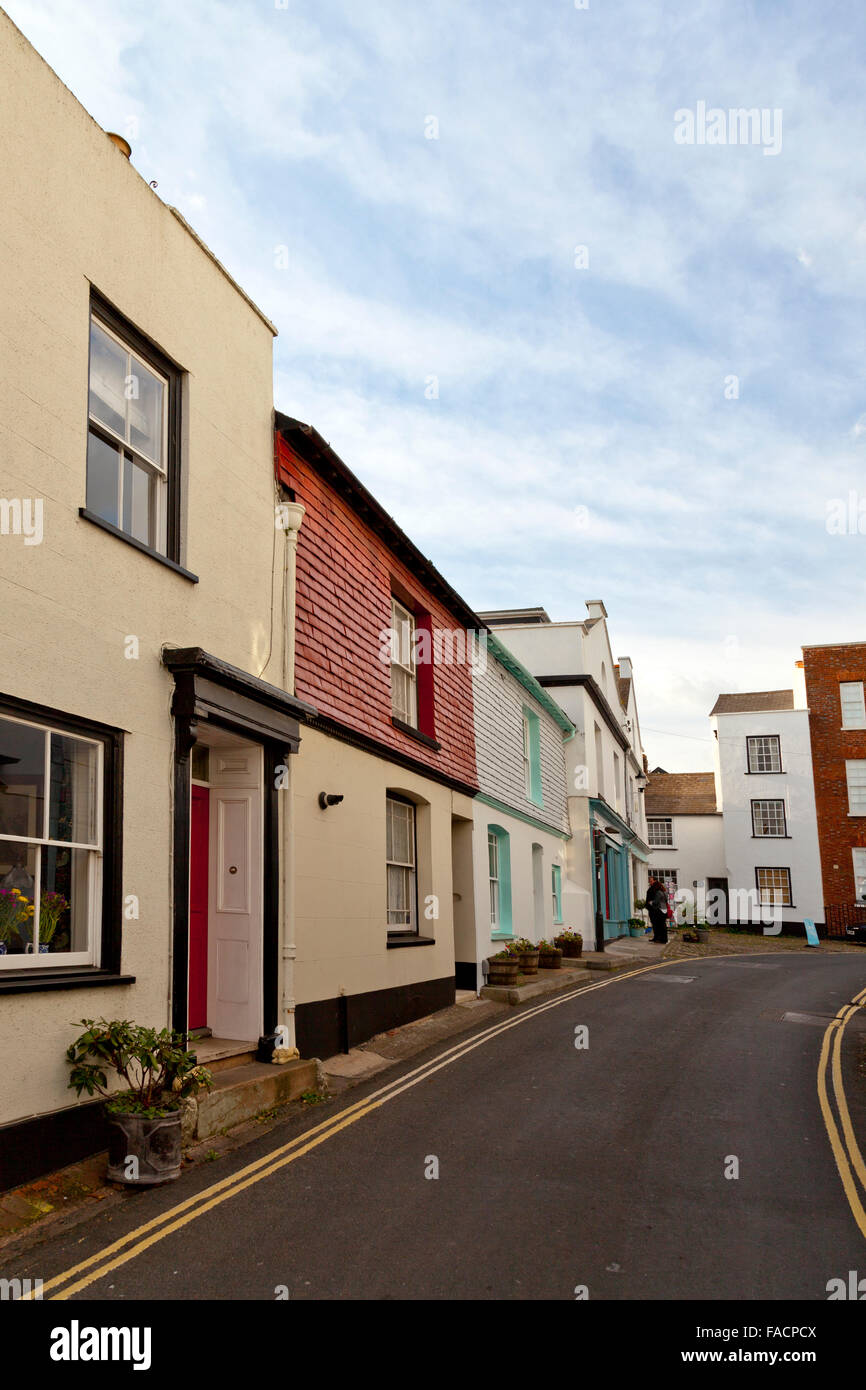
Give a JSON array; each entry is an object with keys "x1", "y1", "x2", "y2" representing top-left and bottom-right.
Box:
[{"x1": 207, "y1": 744, "x2": 263, "y2": 1041}]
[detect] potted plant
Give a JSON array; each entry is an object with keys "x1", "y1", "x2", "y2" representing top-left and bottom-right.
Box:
[
  {"x1": 0, "y1": 887, "x2": 33, "y2": 954},
  {"x1": 66, "y1": 1019, "x2": 213, "y2": 1185},
  {"x1": 554, "y1": 930, "x2": 583, "y2": 958},
  {"x1": 537, "y1": 938, "x2": 562, "y2": 969},
  {"x1": 15, "y1": 889, "x2": 68, "y2": 953},
  {"x1": 512, "y1": 937, "x2": 540, "y2": 975},
  {"x1": 695, "y1": 921, "x2": 711, "y2": 944},
  {"x1": 628, "y1": 917, "x2": 646, "y2": 938},
  {"x1": 487, "y1": 948, "x2": 520, "y2": 986}
]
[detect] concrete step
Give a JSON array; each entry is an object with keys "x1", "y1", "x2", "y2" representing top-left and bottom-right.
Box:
[
  {"x1": 184, "y1": 1057, "x2": 318, "y2": 1142},
  {"x1": 481, "y1": 962, "x2": 592, "y2": 1005},
  {"x1": 190, "y1": 1037, "x2": 259, "y2": 1074}
]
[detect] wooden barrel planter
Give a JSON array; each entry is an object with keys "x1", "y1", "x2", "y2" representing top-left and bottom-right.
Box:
[
  {"x1": 538, "y1": 949, "x2": 562, "y2": 970},
  {"x1": 516, "y1": 949, "x2": 539, "y2": 976},
  {"x1": 555, "y1": 937, "x2": 582, "y2": 958},
  {"x1": 487, "y1": 957, "x2": 520, "y2": 986}
]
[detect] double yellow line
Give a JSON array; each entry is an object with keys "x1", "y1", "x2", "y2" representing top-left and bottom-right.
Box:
[
  {"x1": 816, "y1": 983, "x2": 866, "y2": 1240},
  {"x1": 32, "y1": 961, "x2": 671, "y2": 1300}
]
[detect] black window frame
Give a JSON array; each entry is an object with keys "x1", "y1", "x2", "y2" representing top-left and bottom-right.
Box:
[
  {"x1": 746, "y1": 734, "x2": 783, "y2": 774},
  {"x1": 0, "y1": 690, "x2": 129, "y2": 994},
  {"x1": 82, "y1": 288, "x2": 184, "y2": 571},
  {"x1": 754, "y1": 865, "x2": 793, "y2": 907},
  {"x1": 750, "y1": 798, "x2": 788, "y2": 838}
]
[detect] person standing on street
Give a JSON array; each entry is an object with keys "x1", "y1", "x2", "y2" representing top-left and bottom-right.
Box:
[{"x1": 646, "y1": 877, "x2": 669, "y2": 944}]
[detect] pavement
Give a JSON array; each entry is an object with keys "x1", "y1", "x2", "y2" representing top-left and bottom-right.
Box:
[{"x1": 1, "y1": 947, "x2": 864, "y2": 1299}]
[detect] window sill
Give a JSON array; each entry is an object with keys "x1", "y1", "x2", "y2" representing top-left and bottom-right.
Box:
[
  {"x1": 386, "y1": 934, "x2": 436, "y2": 948},
  {"x1": 0, "y1": 969, "x2": 136, "y2": 995},
  {"x1": 79, "y1": 509, "x2": 199, "y2": 583},
  {"x1": 391, "y1": 717, "x2": 441, "y2": 751},
  {"x1": 490, "y1": 933, "x2": 514, "y2": 941},
  {"x1": 751, "y1": 834, "x2": 791, "y2": 839},
  {"x1": 744, "y1": 770, "x2": 785, "y2": 775},
  {"x1": 848, "y1": 813, "x2": 866, "y2": 818}
]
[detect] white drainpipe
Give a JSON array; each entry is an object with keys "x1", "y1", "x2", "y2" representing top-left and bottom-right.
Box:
[{"x1": 280, "y1": 501, "x2": 305, "y2": 1054}]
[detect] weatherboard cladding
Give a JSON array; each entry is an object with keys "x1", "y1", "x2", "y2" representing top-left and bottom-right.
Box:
[
  {"x1": 472, "y1": 645, "x2": 570, "y2": 834},
  {"x1": 277, "y1": 435, "x2": 478, "y2": 788}
]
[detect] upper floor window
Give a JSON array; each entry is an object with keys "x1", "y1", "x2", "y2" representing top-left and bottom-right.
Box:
[
  {"x1": 647, "y1": 817, "x2": 673, "y2": 847},
  {"x1": 522, "y1": 708, "x2": 543, "y2": 807},
  {"x1": 386, "y1": 794, "x2": 416, "y2": 932},
  {"x1": 390, "y1": 598, "x2": 417, "y2": 727},
  {"x1": 86, "y1": 295, "x2": 180, "y2": 562},
  {"x1": 840, "y1": 682, "x2": 866, "y2": 729},
  {"x1": 747, "y1": 735, "x2": 782, "y2": 774},
  {"x1": 0, "y1": 698, "x2": 121, "y2": 973},
  {"x1": 846, "y1": 761, "x2": 866, "y2": 816},
  {"x1": 752, "y1": 799, "x2": 786, "y2": 837},
  {"x1": 594, "y1": 724, "x2": 604, "y2": 798}
]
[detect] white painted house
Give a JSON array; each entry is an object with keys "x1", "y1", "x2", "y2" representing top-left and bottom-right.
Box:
[
  {"x1": 645, "y1": 771, "x2": 726, "y2": 913},
  {"x1": 476, "y1": 603, "x2": 650, "y2": 946},
  {"x1": 709, "y1": 677, "x2": 824, "y2": 929}
]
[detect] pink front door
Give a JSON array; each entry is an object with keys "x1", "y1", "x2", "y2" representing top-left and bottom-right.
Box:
[{"x1": 189, "y1": 785, "x2": 210, "y2": 1031}]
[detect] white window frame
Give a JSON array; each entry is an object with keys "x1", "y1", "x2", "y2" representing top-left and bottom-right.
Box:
[
  {"x1": 88, "y1": 312, "x2": 169, "y2": 555},
  {"x1": 841, "y1": 682, "x2": 866, "y2": 730},
  {"x1": 846, "y1": 760, "x2": 866, "y2": 816},
  {"x1": 747, "y1": 735, "x2": 782, "y2": 773},
  {"x1": 522, "y1": 714, "x2": 532, "y2": 797},
  {"x1": 386, "y1": 795, "x2": 417, "y2": 932},
  {"x1": 390, "y1": 598, "x2": 417, "y2": 728},
  {"x1": 0, "y1": 711, "x2": 103, "y2": 970},
  {"x1": 647, "y1": 817, "x2": 673, "y2": 847},
  {"x1": 551, "y1": 864, "x2": 562, "y2": 923},
  {"x1": 756, "y1": 867, "x2": 792, "y2": 906},
  {"x1": 852, "y1": 849, "x2": 866, "y2": 905},
  {"x1": 751, "y1": 799, "x2": 787, "y2": 838}
]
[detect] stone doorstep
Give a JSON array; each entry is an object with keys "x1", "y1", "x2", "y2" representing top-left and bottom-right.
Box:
[
  {"x1": 481, "y1": 962, "x2": 595, "y2": 1005},
  {"x1": 184, "y1": 1057, "x2": 318, "y2": 1142}
]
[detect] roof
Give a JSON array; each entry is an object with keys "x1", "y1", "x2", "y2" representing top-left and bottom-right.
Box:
[
  {"x1": 275, "y1": 414, "x2": 486, "y2": 636},
  {"x1": 645, "y1": 771, "x2": 718, "y2": 816},
  {"x1": 477, "y1": 607, "x2": 551, "y2": 626},
  {"x1": 709, "y1": 690, "x2": 794, "y2": 716}
]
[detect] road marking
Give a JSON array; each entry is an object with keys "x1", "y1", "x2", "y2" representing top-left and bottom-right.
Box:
[
  {"x1": 33, "y1": 960, "x2": 680, "y2": 1300},
  {"x1": 816, "y1": 985, "x2": 866, "y2": 1242},
  {"x1": 30, "y1": 953, "x2": 866, "y2": 1298}
]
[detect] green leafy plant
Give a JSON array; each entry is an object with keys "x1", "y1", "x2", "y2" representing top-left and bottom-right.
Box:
[
  {"x1": 300, "y1": 1089, "x2": 328, "y2": 1106},
  {"x1": 554, "y1": 931, "x2": 581, "y2": 944},
  {"x1": 490, "y1": 948, "x2": 517, "y2": 961},
  {"x1": 512, "y1": 938, "x2": 538, "y2": 954},
  {"x1": 66, "y1": 1019, "x2": 213, "y2": 1117},
  {"x1": 536, "y1": 939, "x2": 558, "y2": 953}
]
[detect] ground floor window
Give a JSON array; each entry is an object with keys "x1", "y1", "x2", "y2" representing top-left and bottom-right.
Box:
[
  {"x1": 651, "y1": 867, "x2": 678, "y2": 894},
  {"x1": 487, "y1": 824, "x2": 512, "y2": 935},
  {"x1": 0, "y1": 696, "x2": 120, "y2": 970},
  {"x1": 756, "y1": 866, "x2": 792, "y2": 906},
  {"x1": 852, "y1": 849, "x2": 866, "y2": 904},
  {"x1": 386, "y1": 794, "x2": 417, "y2": 931},
  {"x1": 551, "y1": 863, "x2": 562, "y2": 923}
]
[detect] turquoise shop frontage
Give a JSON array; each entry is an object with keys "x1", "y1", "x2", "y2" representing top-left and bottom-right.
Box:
[{"x1": 590, "y1": 797, "x2": 649, "y2": 941}]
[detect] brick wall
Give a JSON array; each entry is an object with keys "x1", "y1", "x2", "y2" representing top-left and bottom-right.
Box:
[
  {"x1": 802, "y1": 645, "x2": 866, "y2": 907},
  {"x1": 277, "y1": 435, "x2": 478, "y2": 789},
  {"x1": 472, "y1": 647, "x2": 570, "y2": 833}
]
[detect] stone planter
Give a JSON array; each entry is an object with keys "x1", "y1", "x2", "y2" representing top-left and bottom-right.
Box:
[
  {"x1": 696, "y1": 928, "x2": 710, "y2": 943},
  {"x1": 538, "y1": 949, "x2": 562, "y2": 970},
  {"x1": 516, "y1": 949, "x2": 539, "y2": 976},
  {"x1": 487, "y1": 957, "x2": 520, "y2": 986},
  {"x1": 106, "y1": 1107, "x2": 182, "y2": 1185},
  {"x1": 629, "y1": 926, "x2": 645, "y2": 938}
]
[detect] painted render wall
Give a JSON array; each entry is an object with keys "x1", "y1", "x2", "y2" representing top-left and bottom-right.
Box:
[
  {"x1": 648, "y1": 815, "x2": 726, "y2": 900},
  {"x1": 0, "y1": 14, "x2": 280, "y2": 1126},
  {"x1": 712, "y1": 709, "x2": 824, "y2": 926}
]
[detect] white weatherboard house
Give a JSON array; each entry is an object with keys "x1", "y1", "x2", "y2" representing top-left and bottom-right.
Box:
[
  {"x1": 461, "y1": 632, "x2": 575, "y2": 990},
  {"x1": 645, "y1": 771, "x2": 726, "y2": 913},
  {"x1": 709, "y1": 675, "x2": 824, "y2": 929},
  {"x1": 476, "y1": 603, "x2": 650, "y2": 946}
]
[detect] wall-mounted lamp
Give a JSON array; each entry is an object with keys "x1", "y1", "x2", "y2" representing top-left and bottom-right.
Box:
[
  {"x1": 635, "y1": 770, "x2": 648, "y2": 794},
  {"x1": 318, "y1": 792, "x2": 344, "y2": 810}
]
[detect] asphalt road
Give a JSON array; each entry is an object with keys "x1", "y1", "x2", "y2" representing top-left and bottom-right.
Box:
[{"x1": 5, "y1": 952, "x2": 866, "y2": 1301}]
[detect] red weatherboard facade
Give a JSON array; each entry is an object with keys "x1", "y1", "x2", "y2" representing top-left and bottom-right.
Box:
[
  {"x1": 275, "y1": 430, "x2": 478, "y2": 792},
  {"x1": 801, "y1": 645, "x2": 866, "y2": 912}
]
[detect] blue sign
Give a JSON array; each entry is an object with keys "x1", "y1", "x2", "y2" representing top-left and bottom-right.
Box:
[{"x1": 803, "y1": 918, "x2": 820, "y2": 948}]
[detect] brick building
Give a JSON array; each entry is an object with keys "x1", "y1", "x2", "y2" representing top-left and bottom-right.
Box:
[
  {"x1": 275, "y1": 414, "x2": 482, "y2": 1056},
  {"x1": 801, "y1": 644, "x2": 866, "y2": 934}
]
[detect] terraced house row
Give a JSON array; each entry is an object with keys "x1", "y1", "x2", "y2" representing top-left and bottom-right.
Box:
[{"x1": 0, "y1": 14, "x2": 650, "y2": 1189}]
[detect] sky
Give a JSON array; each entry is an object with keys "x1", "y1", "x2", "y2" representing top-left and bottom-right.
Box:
[{"x1": 6, "y1": 0, "x2": 866, "y2": 771}]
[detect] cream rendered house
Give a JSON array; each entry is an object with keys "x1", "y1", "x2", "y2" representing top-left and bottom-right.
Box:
[{"x1": 0, "y1": 13, "x2": 313, "y2": 1188}]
